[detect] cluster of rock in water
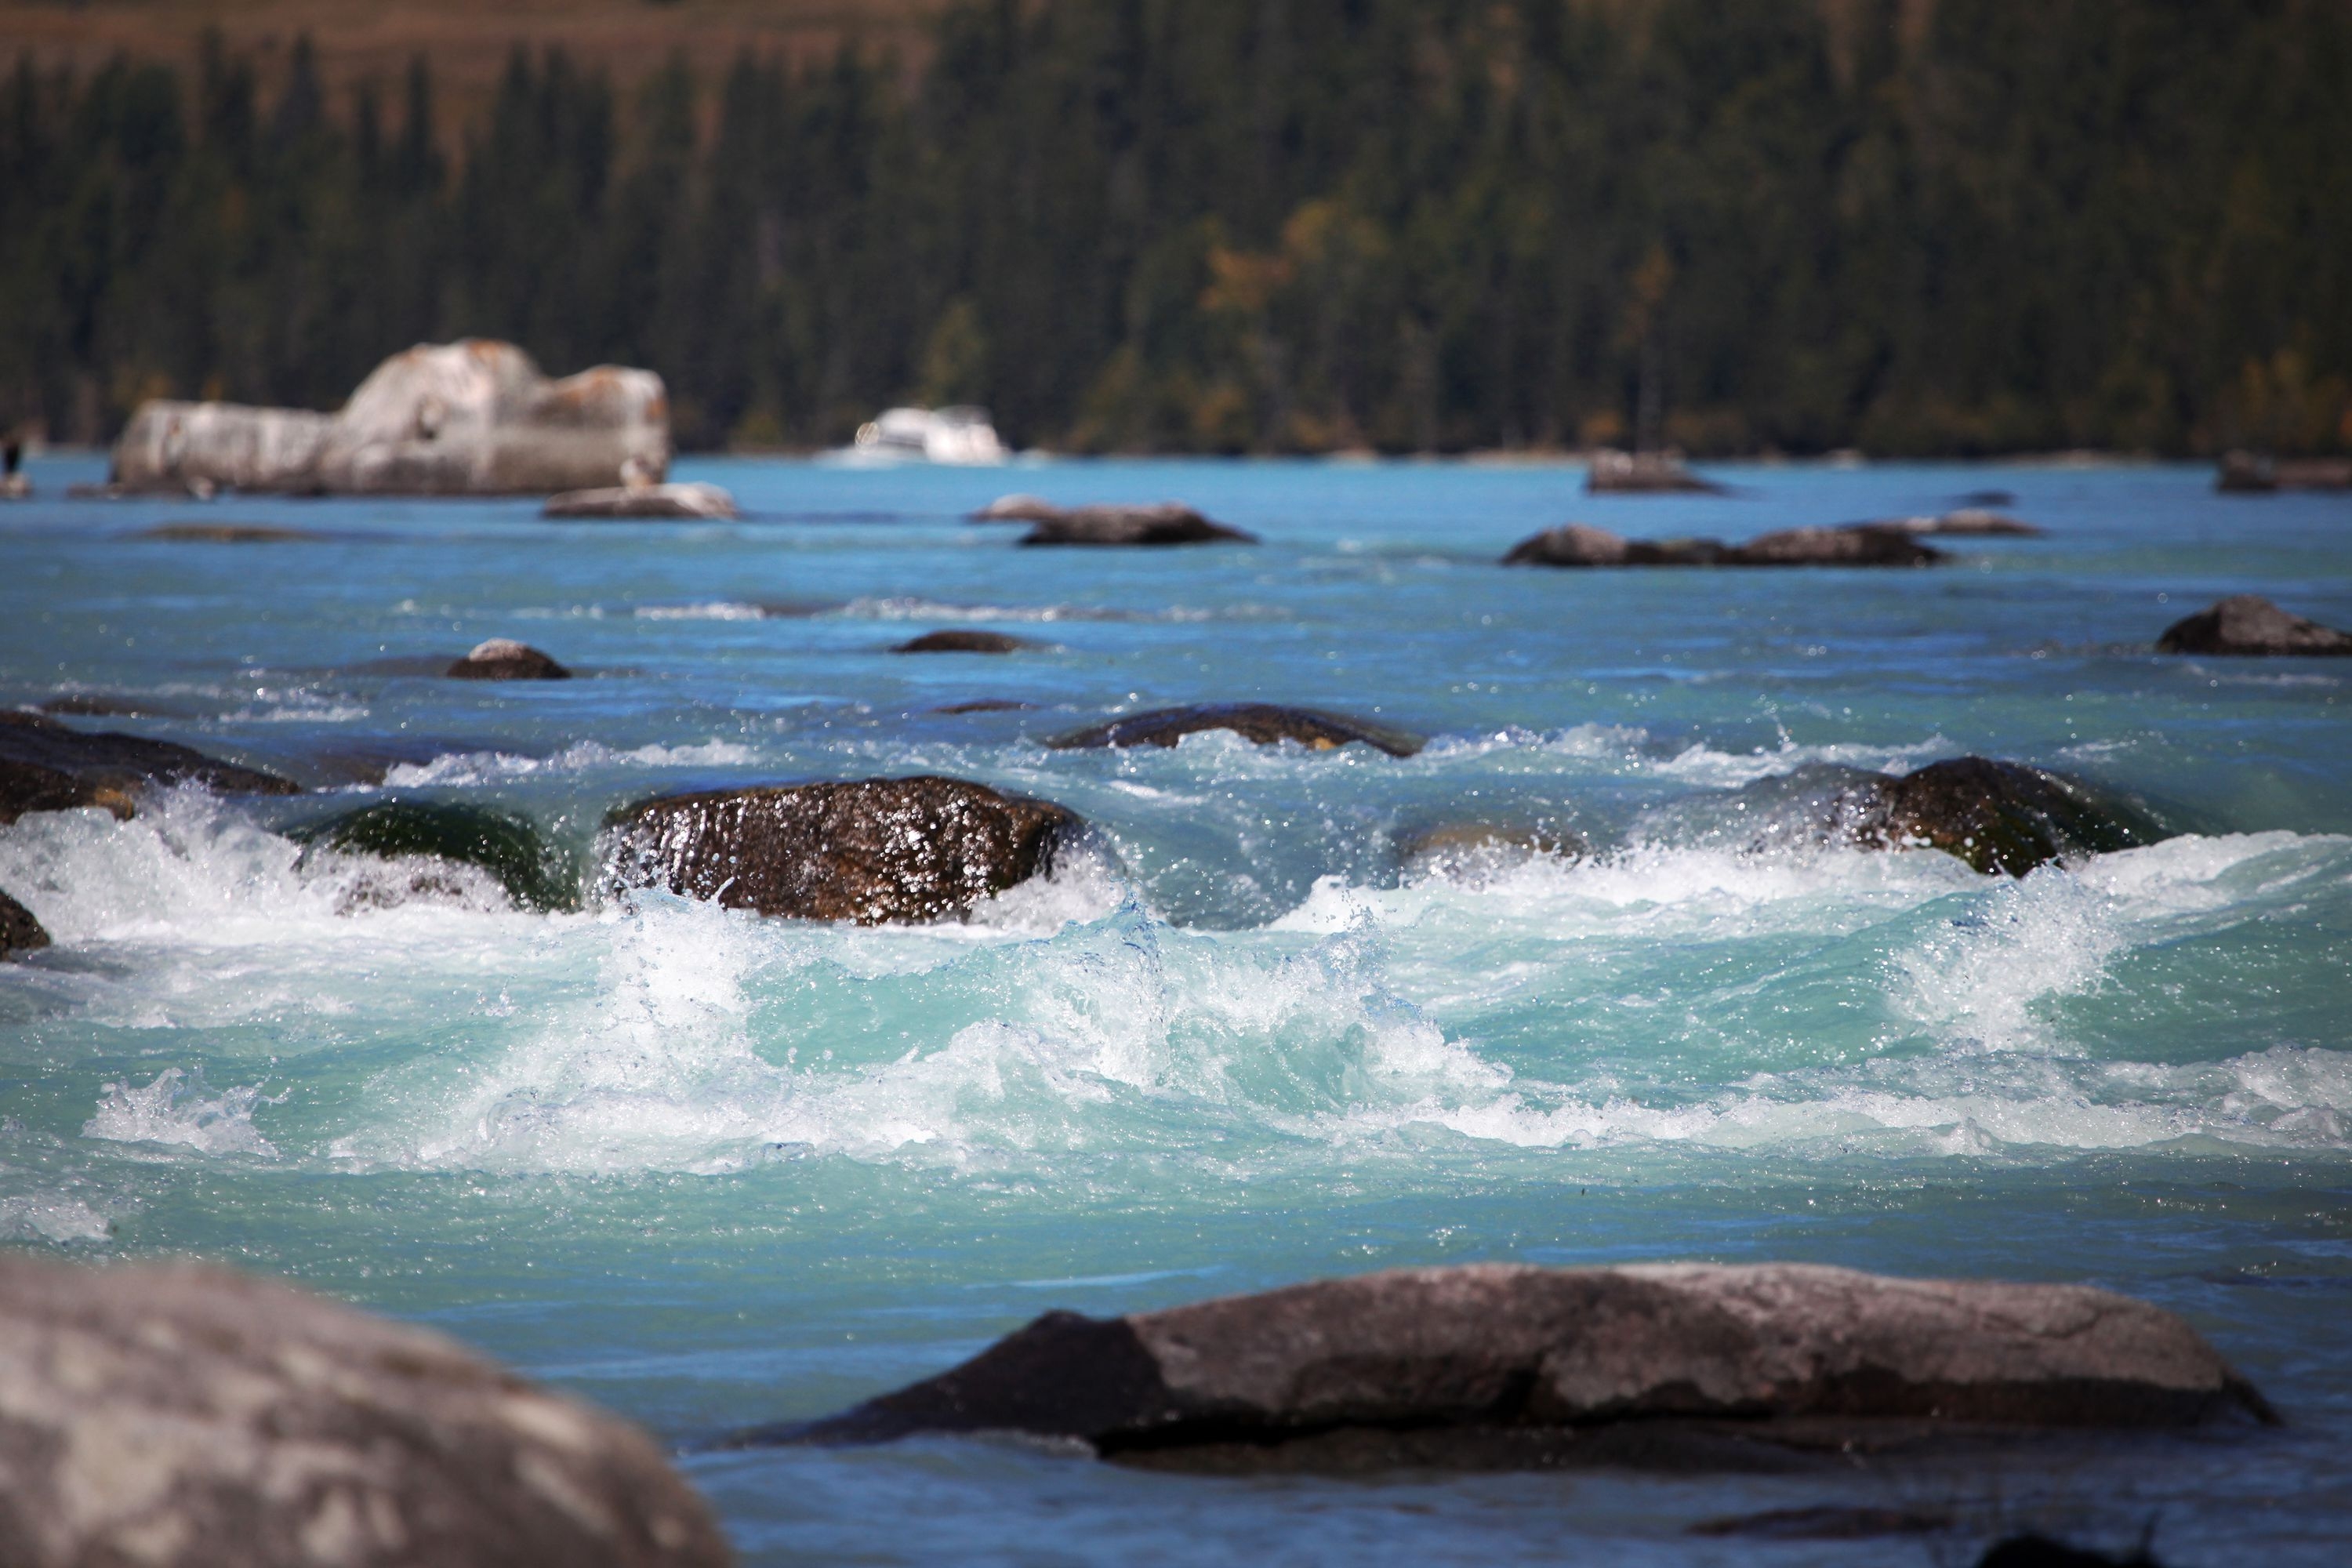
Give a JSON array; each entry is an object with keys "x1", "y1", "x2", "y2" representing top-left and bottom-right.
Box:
[{"x1": 2, "y1": 350, "x2": 2339, "y2": 1563}]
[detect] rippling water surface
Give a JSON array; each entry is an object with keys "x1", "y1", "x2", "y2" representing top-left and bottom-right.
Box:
[{"x1": 2, "y1": 455, "x2": 2348, "y2": 1563}]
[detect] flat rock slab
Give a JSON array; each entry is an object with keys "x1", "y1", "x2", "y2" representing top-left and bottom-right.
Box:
[
  {"x1": 1048, "y1": 702, "x2": 1424, "y2": 757},
  {"x1": 544, "y1": 482, "x2": 738, "y2": 520},
  {"x1": 0, "y1": 887, "x2": 49, "y2": 956},
  {"x1": 1017, "y1": 503, "x2": 1257, "y2": 546},
  {"x1": 602, "y1": 775, "x2": 1078, "y2": 924},
  {"x1": 0, "y1": 710, "x2": 299, "y2": 823},
  {"x1": 753, "y1": 1263, "x2": 2270, "y2": 1474},
  {"x1": 2157, "y1": 594, "x2": 2352, "y2": 655},
  {"x1": 446, "y1": 639, "x2": 572, "y2": 681},
  {"x1": 0, "y1": 1255, "x2": 730, "y2": 1568}
]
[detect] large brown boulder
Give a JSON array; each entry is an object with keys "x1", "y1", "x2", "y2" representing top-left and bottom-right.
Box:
[
  {"x1": 601, "y1": 775, "x2": 1079, "y2": 924},
  {"x1": 0, "y1": 1254, "x2": 730, "y2": 1568},
  {"x1": 1047, "y1": 702, "x2": 1424, "y2": 757},
  {"x1": 2156, "y1": 594, "x2": 2352, "y2": 656},
  {"x1": 1585, "y1": 448, "x2": 1726, "y2": 494},
  {"x1": 0, "y1": 887, "x2": 49, "y2": 956},
  {"x1": 752, "y1": 1263, "x2": 2269, "y2": 1472},
  {"x1": 111, "y1": 340, "x2": 670, "y2": 496},
  {"x1": 0, "y1": 711, "x2": 298, "y2": 824},
  {"x1": 1843, "y1": 757, "x2": 2169, "y2": 876},
  {"x1": 1018, "y1": 503, "x2": 1257, "y2": 546},
  {"x1": 445, "y1": 640, "x2": 572, "y2": 681}
]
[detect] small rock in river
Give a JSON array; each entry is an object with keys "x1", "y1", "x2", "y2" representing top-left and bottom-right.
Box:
[
  {"x1": 891, "y1": 629, "x2": 1037, "y2": 654},
  {"x1": 0, "y1": 887, "x2": 49, "y2": 957},
  {"x1": 602, "y1": 775, "x2": 1079, "y2": 924},
  {"x1": 296, "y1": 800, "x2": 576, "y2": 911},
  {"x1": 2155, "y1": 594, "x2": 2352, "y2": 656},
  {"x1": 445, "y1": 639, "x2": 572, "y2": 681},
  {"x1": 1047, "y1": 702, "x2": 1423, "y2": 757},
  {"x1": 1018, "y1": 503, "x2": 1256, "y2": 546},
  {"x1": 0, "y1": 1253, "x2": 731, "y2": 1568}
]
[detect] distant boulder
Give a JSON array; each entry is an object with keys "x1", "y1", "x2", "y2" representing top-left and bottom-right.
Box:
[
  {"x1": 543, "y1": 481, "x2": 738, "y2": 520},
  {"x1": 136, "y1": 523, "x2": 327, "y2": 543},
  {"x1": 891, "y1": 629, "x2": 1037, "y2": 654},
  {"x1": 296, "y1": 800, "x2": 575, "y2": 912},
  {"x1": 1047, "y1": 702, "x2": 1424, "y2": 757},
  {"x1": 1846, "y1": 756, "x2": 2169, "y2": 876},
  {"x1": 1018, "y1": 503, "x2": 1257, "y2": 546},
  {"x1": 446, "y1": 639, "x2": 572, "y2": 681},
  {"x1": 0, "y1": 1254, "x2": 730, "y2": 1568},
  {"x1": 1881, "y1": 510, "x2": 2044, "y2": 536},
  {"x1": 971, "y1": 493, "x2": 1061, "y2": 523},
  {"x1": 111, "y1": 339, "x2": 670, "y2": 496},
  {"x1": 1501, "y1": 522, "x2": 1938, "y2": 568},
  {"x1": 2156, "y1": 594, "x2": 2352, "y2": 656},
  {"x1": 602, "y1": 775, "x2": 1078, "y2": 924},
  {"x1": 0, "y1": 888, "x2": 49, "y2": 957},
  {"x1": 2217, "y1": 450, "x2": 2352, "y2": 493},
  {"x1": 744, "y1": 1262, "x2": 2272, "y2": 1472},
  {"x1": 0, "y1": 710, "x2": 297, "y2": 824},
  {"x1": 1585, "y1": 448, "x2": 1725, "y2": 494}
]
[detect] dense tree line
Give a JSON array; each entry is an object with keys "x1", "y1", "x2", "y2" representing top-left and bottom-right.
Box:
[{"x1": 3, "y1": 0, "x2": 2349, "y2": 456}]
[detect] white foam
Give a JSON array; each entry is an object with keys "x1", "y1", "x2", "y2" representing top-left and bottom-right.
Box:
[
  {"x1": 84, "y1": 1069, "x2": 279, "y2": 1157},
  {"x1": 382, "y1": 739, "x2": 757, "y2": 787},
  {"x1": 633, "y1": 601, "x2": 771, "y2": 621},
  {"x1": 0, "y1": 1196, "x2": 112, "y2": 1244}
]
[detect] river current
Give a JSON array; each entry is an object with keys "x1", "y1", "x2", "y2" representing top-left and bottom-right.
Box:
[{"x1": 2, "y1": 454, "x2": 2347, "y2": 1563}]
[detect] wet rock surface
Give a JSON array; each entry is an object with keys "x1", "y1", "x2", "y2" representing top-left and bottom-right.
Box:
[
  {"x1": 543, "y1": 481, "x2": 738, "y2": 519},
  {"x1": 0, "y1": 887, "x2": 49, "y2": 956},
  {"x1": 1585, "y1": 448, "x2": 1726, "y2": 493},
  {"x1": 1846, "y1": 756, "x2": 2169, "y2": 876},
  {"x1": 755, "y1": 1263, "x2": 2270, "y2": 1472},
  {"x1": 1396, "y1": 821, "x2": 1584, "y2": 877},
  {"x1": 602, "y1": 775, "x2": 1079, "y2": 924},
  {"x1": 2156, "y1": 594, "x2": 2352, "y2": 655},
  {"x1": 1017, "y1": 503, "x2": 1257, "y2": 546},
  {"x1": 111, "y1": 339, "x2": 670, "y2": 496},
  {"x1": 296, "y1": 800, "x2": 576, "y2": 912},
  {"x1": 1047, "y1": 702, "x2": 1424, "y2": 757},
  {"x1": 0, "y1": 710, "x2": 299, "y2": 823},
  {"x1": 1503, "y1": 522, "x2": 1941, "y2": 568},
  {"x1": 446, "y1": 639, "x2": 572, "y2": 681},
  {"x1": 891, "y1": 629, "x2": 1038, "y2": 654},
  {"x1": 0, "y1": 1254, "x2": 731, "y2": 1568}
]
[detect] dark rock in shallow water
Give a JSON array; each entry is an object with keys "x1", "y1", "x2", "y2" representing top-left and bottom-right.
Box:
[
  {"x1": 296, "y1": 800, "x2": 575, "y2": 911},
  {"x1": 750, "y1": 1263, "x2": 2269, "y2": 1472},
  {"x1": 445, "y1": 639, "x2": 572, "y2": 681},
  {"x1": 0, "y1": 888, "x2": 49, "y2": 957},
  {"x1": 1849, "y1": 757, "x2": 2169, "y2": 877},
  {"x1": 603, "y1": 775, "x2": 1077, "y2": 924},
  {"x1": 0, "y1": 710, "x2": 298, "y2": 823},
  {"x1": 891, "y1": 629, "x2": 1036, "y2": 654},
  {"x1": 0, "y1": 1254, "x2": 730, "y2": 1568},
  {"x1": 2156, "y1": 594, "x2": 2352, "y2": 656},
  {"x1": 1018, "y1": 503, "x2": 1256, "y2": 546},
  {"x1": 1047, "y1": 702, "x2": 1424, "y2": 757},
  {"x1": 931, "y1": 699, "x2": 1036, "y2": 714},
  {"x1": 136, "y1": 523, "x2": 327, "y2": 543},
  {"x1": 1585, "y1": 448, "x2": 1725, "y2": 493},
  {"x1": 1501, "y1": 521, "x2": 1940, "y2": 568}
]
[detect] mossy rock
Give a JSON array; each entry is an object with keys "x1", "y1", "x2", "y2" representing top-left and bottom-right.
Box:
[{"x1": 298, "y1": 800, "x2": 576, "y2": 910}]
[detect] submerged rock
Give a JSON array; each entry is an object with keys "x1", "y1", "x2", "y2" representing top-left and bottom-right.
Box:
[
  {"x1": 111, "y1": 339, "x2": 670, "y2": 496},
  {"x1": 1847, "y1": 757, "x2": 2169, "y2": 876},
  {"x1": 296, "y1": 800, "x2": 575, "y2": 911},
  {"x1": 1585, "y1": 448, "x2": 1726, "y2": 494},
  {"x1": 2156, "y1": 594, "x2": 2352, "y2": 656},
  {"x1": 0, "y1": 888, "x2": 49, "y2": 957},
  {"x1": 137, "y1": 522, "x2": 328, "y2": 543},
  {"x1": 446, "y1": 639, "x2": 572, "y2": 681},
  {"x1": 891, "y1": 629, "x2": 1037, "y2": 654},
  {"x1": 750, "y1": 1262, "x2": 2270, "y2": 1472},
  {"x1": 1047, "y1": 703, "x2": 1424, "y2": 757},
  {"x1": 0, "y1": 1254, "x2": 730, "y2": 1568},
  {"x1": 1396, "y1": 821, "x2": 1584, "y2": 876},
  {"x1": 1018, "y1": 503, "x2": 1257, "y2": 546},
  {"x1": 1501, "y1": 521, "x2": 1939, "y2": 568},
  {"x1": 0, "y1": 711, "x2": 298, "y2": 824},
  {"x1": 602, "y1": 775, "x2": 1078, "y2": 924},
  {"x1": 543, "y1": 481, "x2": 738, "y2": 520}
]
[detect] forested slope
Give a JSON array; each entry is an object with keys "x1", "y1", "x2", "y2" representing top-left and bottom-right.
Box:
[{"x1": 3, "y1": 0, "x2": 2347, "y2": 456}]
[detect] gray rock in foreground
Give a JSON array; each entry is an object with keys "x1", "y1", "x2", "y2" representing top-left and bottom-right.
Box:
[
  {"x1": 0, "y1": 1254, "x2": 731, "y2": 1568},
  {"x1": 111, "y1": 340, "x2": 670, "y2": 496},
  {"x1": 602, "y1": 775, "x2": 1079, "y2": 924},
  {"x1": 2157, "y1": 594, "x2": 2352, "y2": 656},
  {"x1": 0, "y1": 887, "x2": 49, "y2": 956},
  {"x1": 751, "y1": 1263, "x2": 2270, "y2": 1473}
]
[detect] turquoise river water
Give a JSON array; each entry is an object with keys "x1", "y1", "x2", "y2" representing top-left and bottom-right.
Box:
[{"x1": 1, "y1": 454, "x2": 2347, "y2": 1564}]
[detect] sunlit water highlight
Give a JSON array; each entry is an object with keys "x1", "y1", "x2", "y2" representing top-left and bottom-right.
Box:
[{"x1": 2, "y1": 455, "x2": 2347, "y2": 1563}]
